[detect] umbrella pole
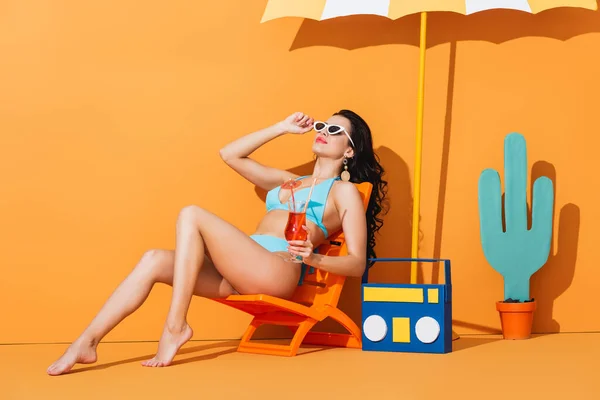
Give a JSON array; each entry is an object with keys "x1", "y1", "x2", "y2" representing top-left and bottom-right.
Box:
[
  {"x1": 410, "y1": 12, "x2": 428, "y2": 285},
  {"x1": 409, "y1": 13, "x2": 461, "y2": 343}
]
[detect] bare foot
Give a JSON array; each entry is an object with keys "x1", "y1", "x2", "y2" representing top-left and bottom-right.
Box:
[
  {"x1": 47, "y1": 338, "x2": 98, "y2": 376},
  {"x1": 142, "y1": 323, "x2": 193, "y2": 367}
]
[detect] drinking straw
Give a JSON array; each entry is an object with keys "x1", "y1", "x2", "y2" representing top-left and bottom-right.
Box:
[
  {"x1": 302, "y1": 178, "x2": 318, "y2": 214},
  {"x1": 290, "y1": 183, "x2": 296, "y2": 212}
]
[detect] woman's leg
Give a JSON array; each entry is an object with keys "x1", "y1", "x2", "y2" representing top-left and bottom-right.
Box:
[
  {"x1": 47, "y1": 249, "x2": 233, "y2": 376},
  {"x1": 142, "y1": 205, "x2": 300, "y2": 367}
]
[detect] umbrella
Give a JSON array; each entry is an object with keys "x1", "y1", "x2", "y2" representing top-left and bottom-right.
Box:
[{"x1": 260, "y1": 0, "x2": 597, "y2": 286}]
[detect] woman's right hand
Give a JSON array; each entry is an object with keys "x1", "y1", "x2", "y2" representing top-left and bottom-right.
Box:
[{"x1": 277, "y1": 112, "x2": 314, "y2": 135}]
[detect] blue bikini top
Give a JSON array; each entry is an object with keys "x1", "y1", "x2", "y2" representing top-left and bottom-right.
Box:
[{"x1": 265, "y1": 175, "x2": 340, "y2": 237}]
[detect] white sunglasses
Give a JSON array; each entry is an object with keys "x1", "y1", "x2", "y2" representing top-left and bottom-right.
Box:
[{"x1": 313, "y1": 121, "x2": 355, "y2": 148}]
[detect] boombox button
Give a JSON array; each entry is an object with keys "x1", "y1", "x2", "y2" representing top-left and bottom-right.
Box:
[
  {"x1": 415, "y1": 316, "x2": 440, "y2": 344},
  {"x1": 363, "y1": 315, "x2": 387, "y2": 342}
]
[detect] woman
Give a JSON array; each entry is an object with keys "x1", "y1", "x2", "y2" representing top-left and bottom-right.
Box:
[{"x1": 47, "y1": 109, "x2": 388, "y2": 375}]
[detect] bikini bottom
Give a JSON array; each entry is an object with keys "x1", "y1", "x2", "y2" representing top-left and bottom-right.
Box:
[{"x1": 249, "y1": 234, "x2": 289, "y2": 253}]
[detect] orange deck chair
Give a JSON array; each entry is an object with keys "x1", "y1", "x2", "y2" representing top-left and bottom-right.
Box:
[{"x1": 213, "y1": 182, "x2": 373, "y2": 357}]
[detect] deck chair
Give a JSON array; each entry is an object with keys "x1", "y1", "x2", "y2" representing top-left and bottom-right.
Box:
[{"x1": 213, "y1": 181, "x2": 373, "y2": 357}]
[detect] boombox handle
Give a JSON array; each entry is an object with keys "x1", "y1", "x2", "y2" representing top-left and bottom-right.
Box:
[{"x1": 364, "y1": 258, "x2": 452, "y2": 287}]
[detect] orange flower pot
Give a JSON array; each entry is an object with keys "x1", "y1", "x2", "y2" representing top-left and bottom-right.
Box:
[{"x1": 496, "y1": 300, "x2": 536, "y2": 340}]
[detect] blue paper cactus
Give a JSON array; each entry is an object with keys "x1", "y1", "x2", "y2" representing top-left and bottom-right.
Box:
[{"x1": 478, "y1": 133, "x2": 554, "y2": 302}]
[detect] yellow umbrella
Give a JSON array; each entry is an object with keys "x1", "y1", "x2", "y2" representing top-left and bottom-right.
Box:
[{"x1": 261, "y1": 0, "x2": 597, "y2": 285}]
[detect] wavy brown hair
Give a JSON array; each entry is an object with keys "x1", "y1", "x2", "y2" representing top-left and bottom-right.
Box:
[{"x1": 335, "y1": 109, "x2": 389, "y2": 270}]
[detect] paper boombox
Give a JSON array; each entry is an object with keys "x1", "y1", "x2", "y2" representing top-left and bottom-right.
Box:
[{"x1": 361, "y1": 258, "x2": 453, "y2": 354}]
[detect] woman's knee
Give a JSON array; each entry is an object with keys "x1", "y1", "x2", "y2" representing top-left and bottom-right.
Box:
[
  {"x1": 137, "y1": 249, "x2": 174, "y2": 282},
  {"x1": 178, "y1": 205, "x2": 203, "y2": 219},
  {"x1": 177, "y1": 205, "x2": 205, "y2": 227}
]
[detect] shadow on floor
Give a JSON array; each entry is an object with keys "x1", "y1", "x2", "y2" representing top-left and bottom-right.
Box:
[
  {"x1": 69, "y1": 340, "x2": 241, "y2": 374},
  {"x1": 452, "y1": 336, "x2": 501, "y2": 352},
  {"x1": 69, "y1": 339, "x2": 330, "y2": 373}
]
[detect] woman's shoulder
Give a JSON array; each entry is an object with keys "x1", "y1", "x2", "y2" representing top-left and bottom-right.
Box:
[{"x1": 331, "y1": 180, "x2": 362, "y2": 202}]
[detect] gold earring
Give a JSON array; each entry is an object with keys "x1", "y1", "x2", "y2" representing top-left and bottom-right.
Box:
[{"x1": 341, "y1": 157, "x2": 350, "y2": 182}]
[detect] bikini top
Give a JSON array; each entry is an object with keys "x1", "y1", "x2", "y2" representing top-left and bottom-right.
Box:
[{"x1": 265, "y1": 175, "x2": 340, "y2": 238}]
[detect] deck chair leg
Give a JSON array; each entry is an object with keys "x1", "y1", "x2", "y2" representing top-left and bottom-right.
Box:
[
  {"x1": 239, "y1": 319, "x2": 260, "y2": 345},
  {"x1": 287, "y1": 320, "x2": 316, "y2": 355},
  {"x1": 302, "y1": 307, "x2": 362, "y2": 349},
  {"x1": 237, "y1": 316, "x2": 318, "y2": 357}
]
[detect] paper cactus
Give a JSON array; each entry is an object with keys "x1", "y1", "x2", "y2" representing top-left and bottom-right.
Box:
[{"x1": 478, "y1": 133, "x2": 554, "y2": 302}]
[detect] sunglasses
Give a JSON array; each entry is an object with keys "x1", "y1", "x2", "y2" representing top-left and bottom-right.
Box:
[{"x1": 313, "y1": 121, "x2": 355, "y2": 148}]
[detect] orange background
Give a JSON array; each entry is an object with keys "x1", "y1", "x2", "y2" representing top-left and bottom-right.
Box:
[{"x1": 1, "y1": 1, "x2": 599, "y2": 343}]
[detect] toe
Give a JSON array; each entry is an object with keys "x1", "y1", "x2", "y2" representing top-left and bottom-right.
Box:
[{"x1": 47, "y1": 364, "x2": 62, "y2": 376}]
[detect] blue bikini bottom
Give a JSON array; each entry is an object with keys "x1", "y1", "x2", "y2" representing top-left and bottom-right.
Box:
[{"x1": 249, "y1": 234, "x2": 289, "y2": 253}]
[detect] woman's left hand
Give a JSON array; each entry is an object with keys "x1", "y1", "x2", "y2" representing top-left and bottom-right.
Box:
[{"x1": 287, "y1": 226, "x2": 315, "y2": 264}]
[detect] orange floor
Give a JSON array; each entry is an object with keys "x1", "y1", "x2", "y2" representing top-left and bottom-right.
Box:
[{"x1": 2, "y1": 333, "x2": 599, "y2": 399}]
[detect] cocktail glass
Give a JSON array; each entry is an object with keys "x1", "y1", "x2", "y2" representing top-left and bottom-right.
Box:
[{"x1": 284, "y1": 199, "x2": 307, "y2": 263}]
